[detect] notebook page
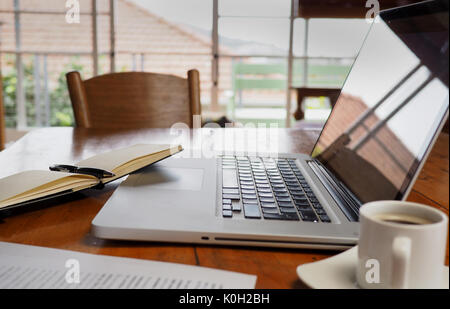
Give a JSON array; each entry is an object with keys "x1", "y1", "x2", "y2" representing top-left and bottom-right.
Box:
[
  {"x1": 0, "y1": 171, "x2": 98, "y2": 208},
  {"x1": 0, "y1": 242, "x2": 257, "y2": 289},
  {"x1": 76, "y1": 144, "x2": 182, "y2": 173}
]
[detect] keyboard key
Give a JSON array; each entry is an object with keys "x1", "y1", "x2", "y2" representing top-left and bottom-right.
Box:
[
  {"x1": 239, "y1": 172, "x2": 252, "y2": 177},
  {"x1": 294, "y1": 198, "x2": 309, "y2": 205},
  {"x1": 242, "y1": 189, "x2": 256, "y2": 194},
  {"x1": 274, "y1": 192, "x2": 289, "y2": 198},
  {"x1": 223, "y1": 199, "x2": 232, "y2": 205},
  {"x1": 258, "y1": 193, "x2": 274, "y2": 198},
  {"x1": 269, "y1": 179, "x2": 284, "y2": 184},
  {"x1": 240, "y1": 180, "x2": 254, "y2": 186},
  {"x1": 299, "y1": 210, "x2": 319, "y2": 222},
  {"x1": 267, "y1": 174, "x2": 281, "y2": 179},
  {"x1": 257, "y1": 188, "x2": 272, "y2": 193},
  {"x1": 243, "y1": 198, "x2": 258, "y2": 204},
  {"x1": 288, "y1": 185, "x2": 302, "y2": 191},
  {"x1": 272, "y1": 187, "x2": 288, "y2": 192},
  {"x1": 238, "y1": 167, "x2": 251, "y2": 172},
  {"x1": 223, "y1": 188, "x2": 239, "y2": 195},
  {"x1": 260, "y1": 202, "x2": 277, "y2": 208},
  {"x1": 312, "y1": 203, "x2": 323, "y2": 209},
  {"x1": 256, "y1": 183, "x2": 270, "y2": 188},
  {"x1": 291, "y1": 193, "x2": 306, "y2": 199},
  {"x1": 252, "y1": 168, "x2": 265, "y2": 172},
  {"x1": 223, "y1": 210, "x2": 233, "y2": 218},
  {"x1": 281, "y1": 172, "x2": 295, "y2": 176},
  {"x1": 276, "y1": 197, "x2": 292, "y2": 202},
  {"x1": 223, "y1": 204, "x2": 232, "y2": 211},
  {"x1": 315, "y1": 208, "x2": 327, "y2": 215},
  {"x1": 278, "y1": 202, "x2": 294, "y2": 207},
  {"x1": 232, "y1": 204, "x2": 242, "y2": 212},
  {"x1": 223, "y1": 169, "x2": 238, "y2": 188},
  {"x1": 284, "y1": 177, "x2": 297, "y2": 182},
  {"x1": 242, "y1": 194, "x2": 257, "y2": 200},
  {"x1": 296, "y1": 204, "x2": 313, "y2": 211},
  {"x1": 254, "y1": 175, "x2": 267, "y2": 179},
  {"x1": 223, "y1": 194, "x2": 240, "y2": 200},
  {"x1": 260, "y1": 197, "x2": 275, "y2": 203},
  {"x1": 319, "y1": 215, "x2": 331, "y2": 223},
  {"x1": 263, "y1": 213, "x2": 299, "y2": 221},
  {"x1": 241, "y1": 185, "x2": 255, "y2": 190},
  {"x1": 285, "y1": 181, "x2": 299, "y2": 186},
  {"x1": 244, "y1": 204, "x2": 261, "y2": 219},
  {"x1": 261, "y1": 207, "x2": 279, "y2": 214},
  {"x1": 280, "y1": 207, "x2": 298, "y2": 214}
]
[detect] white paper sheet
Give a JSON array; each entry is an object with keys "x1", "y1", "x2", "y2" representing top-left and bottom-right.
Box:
[{"x1": 0, "y1": 242, "x2": 257, "y2": 289}]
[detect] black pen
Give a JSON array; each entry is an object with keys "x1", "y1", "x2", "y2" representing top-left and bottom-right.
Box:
[{"x1": 50, "y1": 165, "x2": 116, "y2": 179}]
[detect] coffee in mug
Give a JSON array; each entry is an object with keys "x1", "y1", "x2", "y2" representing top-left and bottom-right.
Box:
[
  {"x1": 357, "y1": 201, "x2": 448, "y2": 289},
  {"x1": 372, "y1": 213, "x2": 434, "y2": 225}
]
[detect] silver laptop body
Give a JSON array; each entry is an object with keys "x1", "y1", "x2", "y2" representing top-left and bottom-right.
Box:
[{"x1": 92, "y1": 0, "x2": 449, "y2": 250}]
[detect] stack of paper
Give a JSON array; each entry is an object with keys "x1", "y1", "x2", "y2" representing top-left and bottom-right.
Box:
[{"x1": 0, "y1": 242, "x2": 256, "y2": 289}]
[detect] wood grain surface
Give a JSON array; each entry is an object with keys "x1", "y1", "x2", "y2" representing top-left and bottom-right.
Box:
[{"x1": 0, "y1": 128, "x2": 447, "y2": 289}]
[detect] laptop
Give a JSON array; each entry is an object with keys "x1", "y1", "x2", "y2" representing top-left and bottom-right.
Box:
[{"x1": 92, "y1": 0, "x2": 449, "y2": 250}]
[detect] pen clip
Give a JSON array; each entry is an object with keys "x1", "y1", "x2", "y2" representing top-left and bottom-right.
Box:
[{"x1": 50, "y1": 165, "x2": 116, "y2": 179}]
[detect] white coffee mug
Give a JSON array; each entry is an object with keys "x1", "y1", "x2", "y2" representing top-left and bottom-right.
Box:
[{"x1": 356, "y1": 201, "x2": 448, "y2": 289}]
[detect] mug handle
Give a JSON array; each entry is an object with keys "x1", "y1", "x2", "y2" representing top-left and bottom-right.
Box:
[{"x1": 391, "y1": 237, "x2": 412, "y2": 289}]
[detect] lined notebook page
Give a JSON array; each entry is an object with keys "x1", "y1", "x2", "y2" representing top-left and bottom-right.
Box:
[{"x1": 0, "y1": 242, "x2": 256, "y2": 289}]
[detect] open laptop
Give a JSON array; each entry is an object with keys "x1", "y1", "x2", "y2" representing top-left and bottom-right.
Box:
[{"x1": 92, "y1": 0, "x2": 449, "y2": 250}]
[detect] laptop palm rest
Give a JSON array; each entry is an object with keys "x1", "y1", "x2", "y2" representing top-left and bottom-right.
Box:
[{"x1": 128, "y1": 166, "x2": 204, "y2": 192}]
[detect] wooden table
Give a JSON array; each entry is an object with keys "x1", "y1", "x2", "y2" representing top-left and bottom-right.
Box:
[{"x1": 0, "y1": 127, "x2": 448, "y2": 289}]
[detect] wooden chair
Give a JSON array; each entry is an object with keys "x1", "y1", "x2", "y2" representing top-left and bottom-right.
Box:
[
  {"x1": 66, "y1": 70, "x2": 201, "y2": 129},
  {"x1": 0, "y1": 74, "x2": 5, "y2": 151}
]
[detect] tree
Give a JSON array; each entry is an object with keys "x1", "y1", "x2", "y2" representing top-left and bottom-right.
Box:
[{"x1": 1, "y1": 55, "x2": 87, "y2": 128}]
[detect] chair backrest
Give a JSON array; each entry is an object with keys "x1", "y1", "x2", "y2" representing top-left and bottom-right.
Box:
[
  {"x1": 66, "y1": 70, "x2": 201, "y2": 129},
  {"x1": 0, "y1": 74, "x2": 5, "y2": 151}
]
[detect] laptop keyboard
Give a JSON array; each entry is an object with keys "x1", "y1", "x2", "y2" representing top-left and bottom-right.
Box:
[{"x1": 221, "y1": 156, "x2": 331, "y2": 223}]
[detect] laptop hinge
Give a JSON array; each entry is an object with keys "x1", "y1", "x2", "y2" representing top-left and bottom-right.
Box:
[{"x1": 308, "y1": 160, "x2": 361, "y2": 222}]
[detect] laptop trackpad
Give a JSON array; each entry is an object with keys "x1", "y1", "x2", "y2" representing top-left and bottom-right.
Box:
[{"x1": 128, "y1": 166, "x2": 204, "y2": 191}]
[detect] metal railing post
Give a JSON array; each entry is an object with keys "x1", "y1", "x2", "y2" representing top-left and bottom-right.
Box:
[
  {"x1": 109, "y1": 0, "x2": 116, "y2": 73},
  {"x1": 33, "y1": 55, "x2": 41, "y2": 126},
  {"x1": 14, "y1": 0, "x2": 26, "y2": 129},
  {"x1": 286, "y1": 0, "x2": 296, "y2": 128},
  {"x1": 92, "y1": 0, "x2": 99, "y2": 76},
  {"x1": 43, "y1": 54, "x2": 50, "y2": 126},
  {"x1": 211, "y1": 0, "x2": 219, "y2": 112}
]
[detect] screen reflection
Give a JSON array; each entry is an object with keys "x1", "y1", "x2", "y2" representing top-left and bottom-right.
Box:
[{"x1": 312, "y1": 10, "x2": 449, "y2": 204}]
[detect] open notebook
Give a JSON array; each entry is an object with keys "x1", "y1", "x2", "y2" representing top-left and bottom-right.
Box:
[{"x1": 0, "y1": 144, "x2": 183, "y2": 211}]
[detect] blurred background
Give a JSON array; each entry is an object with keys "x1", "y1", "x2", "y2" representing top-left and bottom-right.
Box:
[{"x1": 0, "y1": 0, "x2": 421, "y2": 145}]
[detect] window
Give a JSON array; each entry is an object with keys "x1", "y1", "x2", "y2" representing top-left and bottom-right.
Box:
[
  {"x1": 0, "y1": 0, "x2": 112, "y2": 128},
  {"x1": 1, "y1": 0, "x2": 374, "y2": 132},
  {"x1": 216, "y1": 0, "x2": 291, "y2": 127}
]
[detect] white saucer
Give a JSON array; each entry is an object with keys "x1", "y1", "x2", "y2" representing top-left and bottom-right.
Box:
[{"x1": 297, "y1": 246, "x2": 449, "y2": 289}]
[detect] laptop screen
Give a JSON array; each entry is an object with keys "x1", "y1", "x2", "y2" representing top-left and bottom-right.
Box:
[{"x1": 311, "y1": 0, "x2": 449, "y2": 204}]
